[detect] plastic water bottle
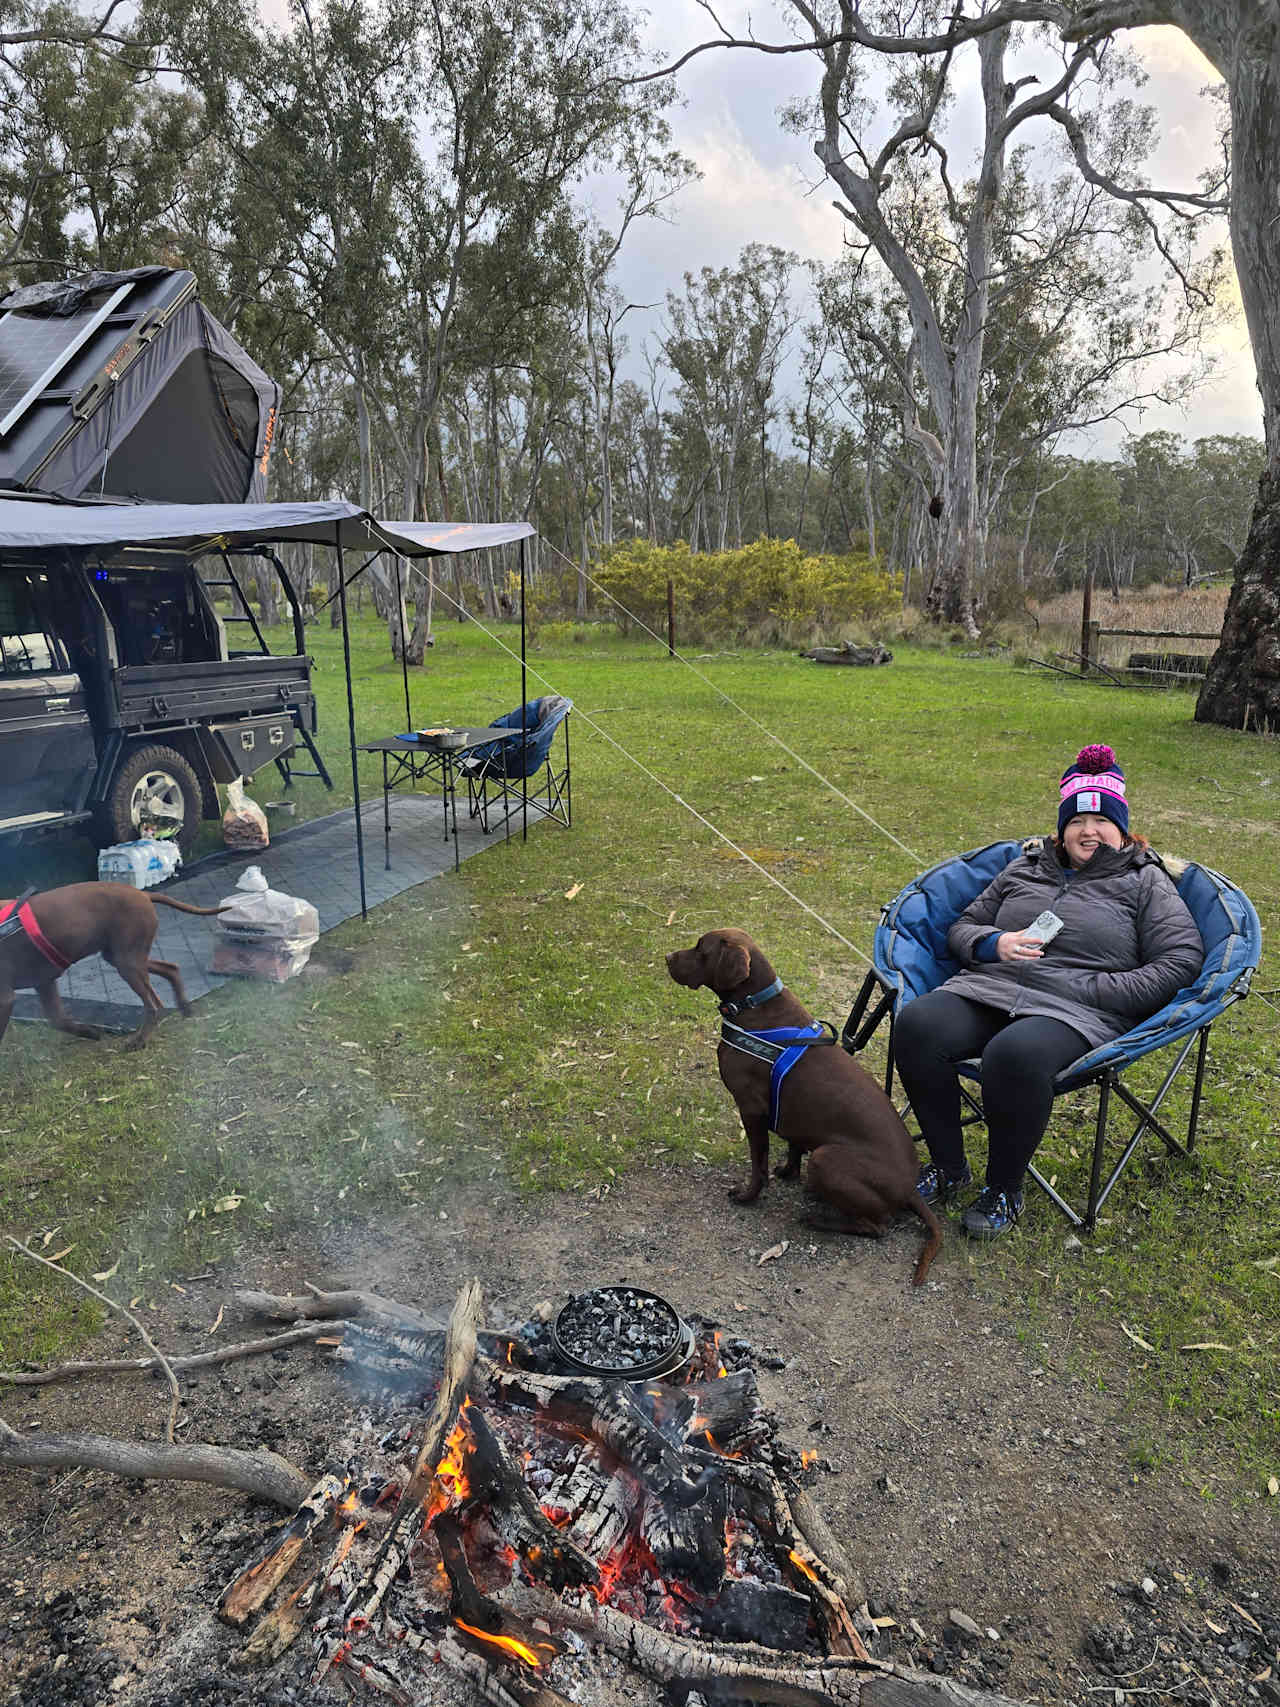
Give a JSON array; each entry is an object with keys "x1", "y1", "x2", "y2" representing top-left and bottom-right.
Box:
[{"x1": 98, "y1": 839, "x2": 182, "y2": 888}]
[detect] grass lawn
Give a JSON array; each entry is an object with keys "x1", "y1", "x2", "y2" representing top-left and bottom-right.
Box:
[{"x1": 2, "y1": 613, "x2": 1278, "y2": 1489}]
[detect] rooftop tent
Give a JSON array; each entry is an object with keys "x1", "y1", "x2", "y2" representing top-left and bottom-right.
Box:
[{"x1": 0, "y1": 267, "x2": 279, "y2": 503}]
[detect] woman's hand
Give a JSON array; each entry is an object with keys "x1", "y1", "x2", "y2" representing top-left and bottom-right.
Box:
[{"x1": 995, "y1": 931, "x2": 1044, "y2": 963}]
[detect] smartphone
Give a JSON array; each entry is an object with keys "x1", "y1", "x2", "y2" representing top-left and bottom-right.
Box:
[{"x1": 1023, "y1": 909, "x2": 1064, "y2": 945}]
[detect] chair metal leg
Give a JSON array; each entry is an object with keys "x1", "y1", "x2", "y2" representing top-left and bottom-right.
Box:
[
  {"x1": 1186, "y1": 1026, "x2": 1210, "y2": 1152},
  {"x1": 1084, "y1": 1072, "x2": 1113, "y2": 1230}
]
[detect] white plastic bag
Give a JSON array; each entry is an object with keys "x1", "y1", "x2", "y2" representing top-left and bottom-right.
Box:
[
  {"x1": 216, "y1": 866, "x2": 319, "y2": 948},
  {"x1": 222, "y1": 777, "x2": 269, "y2": 851}
]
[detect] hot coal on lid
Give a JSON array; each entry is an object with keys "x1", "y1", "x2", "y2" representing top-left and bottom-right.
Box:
[{"x1": 553, "y1": 1286, "x2": 681, "y2": 1372}]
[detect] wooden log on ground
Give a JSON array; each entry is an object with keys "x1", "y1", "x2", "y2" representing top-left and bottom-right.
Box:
[
  {"x1": 218, "y1": 1466, "x2": 351, "y2": 1625},
  {"x1": 800, "y1": 643, "x2": 893, "y2": 667},
  {"x1": 237, "y1": 1285, "x2": 515, "y2": 1361},
  {"x1": 788, "y1": 1480, "x2": 866, "y2": 1608},
  {"x1": 0, "y1": 1419, "x2": 309, "y2": 1508}
]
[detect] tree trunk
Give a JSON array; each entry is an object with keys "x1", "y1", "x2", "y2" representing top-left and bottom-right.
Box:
[{"x1": 1197, "y1": 39, "x2": 1280, "y2": 730}]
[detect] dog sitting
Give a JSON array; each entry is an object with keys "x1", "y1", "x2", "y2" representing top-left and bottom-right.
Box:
[
  {"x1": 1, "y1": 882, "x2": 227, "y2": 1052},
  {"x1": 666, "y1": 927, "x2": 941, "y2": 1285}
]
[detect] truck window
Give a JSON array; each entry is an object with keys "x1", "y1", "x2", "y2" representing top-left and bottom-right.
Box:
[{"x1": 0, "y1": 571, "x2": 60, "y2": 675}]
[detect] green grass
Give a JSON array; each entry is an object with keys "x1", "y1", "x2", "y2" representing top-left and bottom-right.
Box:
[{"x1": 2, "y1": 615, "x2": 1278, "y2": 1491}]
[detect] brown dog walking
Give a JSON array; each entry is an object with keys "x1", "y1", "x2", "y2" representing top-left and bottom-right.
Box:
[
  {"x1": 667, "y1": 927, "x2": 941, "y2": 1285},
  {"x1": 0, "y1": 882, "x2": 226, "y2": 1051}
]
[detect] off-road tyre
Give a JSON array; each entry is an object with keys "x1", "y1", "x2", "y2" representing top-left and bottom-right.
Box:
[{"x1": 100, "y1": 744, "x2": 204, "y2": 858}]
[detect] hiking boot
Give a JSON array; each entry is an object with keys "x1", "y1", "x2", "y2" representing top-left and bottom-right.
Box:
[
  {"x1": 961, "y1": 1184, "x2": 1023, "y2": 1240},
  {"x1": 916, "y1": 1159, "x2": 972, "y2": 1207}
]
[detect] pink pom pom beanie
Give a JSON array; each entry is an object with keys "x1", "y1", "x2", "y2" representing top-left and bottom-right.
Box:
[{"x1": 1057, "y1": 743, "x2": 1128, "y2": 837}]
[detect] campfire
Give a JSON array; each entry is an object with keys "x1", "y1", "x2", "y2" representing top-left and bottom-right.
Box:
[
  {"x1": 213, "y1": 1279, "x2": 886, "y2": 1705},
  {"x1": 1, "y1": 1266, "x2": 1029, "y2": 1706}
]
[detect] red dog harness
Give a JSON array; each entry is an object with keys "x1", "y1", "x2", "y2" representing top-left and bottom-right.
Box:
[{"x1": 0, "y1": 899, "x2": 71, "y2": 972}]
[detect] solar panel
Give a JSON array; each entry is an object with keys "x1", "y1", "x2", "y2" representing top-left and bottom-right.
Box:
[{"x1": 0, "y1": 283, "x2": 132, "y2": 437}]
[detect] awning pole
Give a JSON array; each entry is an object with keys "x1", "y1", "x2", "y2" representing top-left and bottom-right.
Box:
[
  {"x1": 520, "y1": 535, "x2": 528, "y2": 843},
  {"x1": 395, "y1": 554, "x2": 412, "y2": 732},
  {"x1": 336, "y1": 523, "x2": 368, "y2": 920}
]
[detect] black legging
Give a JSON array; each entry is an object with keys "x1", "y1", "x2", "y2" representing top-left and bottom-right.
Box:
[{"x1": 893, "y1": 990, "x2": 1089, "y2": 1192}]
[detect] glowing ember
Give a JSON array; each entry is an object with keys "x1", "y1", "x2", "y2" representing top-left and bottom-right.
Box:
[{"x1": 454, "y1": 1618, "x2": 552, "y2": 1669}]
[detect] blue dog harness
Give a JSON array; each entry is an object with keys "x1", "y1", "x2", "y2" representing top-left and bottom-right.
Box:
[{"x1": 719, "y1": 1014, "x2": 838, "y2": 1133}]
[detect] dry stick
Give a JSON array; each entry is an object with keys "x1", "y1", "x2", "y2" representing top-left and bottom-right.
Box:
[
  {"x1": 0, "y1": 1419, "x2": 309, "y2": 1508},
  {"x1": 5, "y1": 1236, "x2": 181, "y2": 1442},
  {"x1": 0, "y1": 1321, "x2": 340, "y2": 1388},
  {"x1": 218, "y1": 1467, "x2": 352, "y2": 1626}
]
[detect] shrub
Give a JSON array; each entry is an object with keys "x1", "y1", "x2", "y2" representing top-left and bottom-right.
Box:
[{"x1": 592, "y1": 538, "x2": 901, "y2": 641}]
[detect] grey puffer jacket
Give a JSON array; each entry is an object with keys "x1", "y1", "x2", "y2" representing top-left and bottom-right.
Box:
[{"x1": 943, "y1": 839, "x2": 1204, "y2": 1049}]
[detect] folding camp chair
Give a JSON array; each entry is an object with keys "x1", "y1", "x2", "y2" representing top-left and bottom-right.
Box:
[
  {"x1": 841, "y1": 840, "x2": 1262, "y2": 1229},
  {"x1": 462, "y1": 694, "x2": 572, "y2": 833}
]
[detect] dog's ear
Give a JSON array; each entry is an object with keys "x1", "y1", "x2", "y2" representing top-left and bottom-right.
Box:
[{"x1": 711, "y1": 937, "x2": 751, "y2": 991}]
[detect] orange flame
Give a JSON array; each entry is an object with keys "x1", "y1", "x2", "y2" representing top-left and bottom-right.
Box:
[
  {"x1": 425, "y1": 1403, "x2": 473, "y2": 1521},
  {"x1": 789, "y1": 1549, "x2": 820, "y2": 1584},
  {"x1": 800, "y1": 1449, "x2": 818, "y2": 1467},
  {"x1": 455, "y1": 1619, "x2": 551, "y2": 1670}
]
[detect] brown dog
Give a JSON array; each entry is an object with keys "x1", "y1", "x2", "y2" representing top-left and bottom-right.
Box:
[
  {"x1": 0, "y1": 882, "x2": 227, "y2": 1052},
  {"x1": 666, "y1": 927, "x2": 941, "y2": 1284}
]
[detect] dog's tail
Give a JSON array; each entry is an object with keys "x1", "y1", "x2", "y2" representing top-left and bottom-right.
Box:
[
  {"x1": 910, "y1": 1192, "x2": 943, "y2": 1286},
  {"x1": 149, "y1": 896, "x2": 230, "y2": 917}
]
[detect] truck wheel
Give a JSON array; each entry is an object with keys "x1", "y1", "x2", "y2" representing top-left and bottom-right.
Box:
[{"x1": 102, "y1": 745, "x2": 204, "y2": 857}]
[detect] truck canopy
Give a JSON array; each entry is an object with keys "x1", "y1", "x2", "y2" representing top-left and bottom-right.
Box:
[{"x1": 0, "y1": 267, "x2": 279, "y2": 503}]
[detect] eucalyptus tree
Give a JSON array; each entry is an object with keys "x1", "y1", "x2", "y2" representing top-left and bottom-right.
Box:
[
  {"x1": 662, "y1": 243, "x2": 797, "y2": 551},
  {"x1": 646, "y1": 1, "x2": 1280, "y2": 719}
]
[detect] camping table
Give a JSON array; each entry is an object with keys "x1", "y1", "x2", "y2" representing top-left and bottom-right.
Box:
[{"x1": 358, "y1": 728, "x2": 522, "y2": 872}]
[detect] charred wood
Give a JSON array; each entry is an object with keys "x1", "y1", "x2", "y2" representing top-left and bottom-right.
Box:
[
  {"x1": 542, "y1": 1442, "x2": 638, "y2": 1564},
  {"x1": 639, "y1": 1474, "x2": 728, "y2": 1594},
  {"x1": 437, "y1": 1630, "x2": 576, "y2": 1707},
  {"x1": 218, "y1": 1466, "x2": 352, "y2": 1626},
  {"x1": 0, "y1": 1419, "x2": 310, "y2": 1509},
  {"x1": 476, "y1": 1357, "x2": 712, "y2": 1509},
  {"x1": 341, "y1": 1279, "x2": 483, "y2": 1639},
  {"x1": 464, "y1": 1405, "x2": 599, "y2": 1593},
  {"x1": 788, "y1": 1480, "x2": 866, "y2": 1609}
]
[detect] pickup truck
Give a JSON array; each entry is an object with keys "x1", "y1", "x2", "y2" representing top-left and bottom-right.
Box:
[{"x1": 0, "y1": 545, "x2": 326, "y2": 855}]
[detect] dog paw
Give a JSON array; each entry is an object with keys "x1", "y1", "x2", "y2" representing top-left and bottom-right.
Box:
[
  {"x1": 773, "y1": 1160, "x2": 801, "y2": 1180},
  {"x1": 729, "y1": 1181, "x2": 763, "y2": 1205}
]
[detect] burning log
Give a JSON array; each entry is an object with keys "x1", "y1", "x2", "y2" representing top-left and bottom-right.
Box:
[
  {"x1": 0, "y1": 1418, "x2": 310, "y2": 1508},
  {"x1": 340, "y1": 1277, "x2": 483, "y2": 1640},
  {"x1": 541, "y1": 1441, "x2": 638, "y2": 1564},
  {"x1": 522, "y1": 1587, "x2": 872, "y2": 1705},
  {"x1": 437, "y1": 1629, "x2": 576, "y2": 1707},
  {"x1": 788, "y1": 1480, "x2": 866, "y2": 1609},
  {"x1": 675, "y1": 1366, "x2": 769, "y2": 1455},
  {"x1": 477, "y1": 1356, "x2": 715, "y2": 1510},
  {"x1": 218, "y1": 1466, "x2": 353, "y2": 1626},
  {"x1": 463, "y1": 1405, "x2": 599, "y2": 1593}
]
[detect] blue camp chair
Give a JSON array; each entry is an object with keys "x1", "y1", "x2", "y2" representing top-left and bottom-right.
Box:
[
  {"x1": 841, "y1": 840, "x2": 1262, "y2": 1229},
  {"x1": 462, "y1": 694, "x2": 572, "y2": 833}
]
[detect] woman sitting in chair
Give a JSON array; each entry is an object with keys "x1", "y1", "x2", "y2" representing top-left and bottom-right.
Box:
[{"x1": 894, "y1": 744, "x2": 1203, "y2": 1240}]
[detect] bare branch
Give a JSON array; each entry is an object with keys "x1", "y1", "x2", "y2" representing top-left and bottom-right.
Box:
[{"x1": 5, "y1": 1236, "x2": 181, "y2": 1443}]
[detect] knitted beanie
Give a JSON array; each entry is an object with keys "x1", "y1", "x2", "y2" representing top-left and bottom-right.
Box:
[{"x1": 1057, "y1": 743, "x2": 1128, "y2": 837}]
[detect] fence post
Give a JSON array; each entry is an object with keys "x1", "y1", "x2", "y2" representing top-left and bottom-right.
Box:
[
  {"x1": 1080, "y1": 568, "x2": 1095, "y2": 675},
  {"x1": 667, "y1": 578, "x2": 676, "y2": 657}
]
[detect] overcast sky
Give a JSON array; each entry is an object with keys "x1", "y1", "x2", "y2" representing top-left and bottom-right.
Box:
[{"x1": 589, "y1": 7, "x2": 1255, "y2": 459}]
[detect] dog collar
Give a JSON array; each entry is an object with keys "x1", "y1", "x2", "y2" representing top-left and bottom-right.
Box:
[{"x1": 718, "y1": 975, "x2": 783, "y2": 1019}]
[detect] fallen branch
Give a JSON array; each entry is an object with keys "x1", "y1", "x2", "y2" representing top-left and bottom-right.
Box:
[
  {"x1": 0, "y1": 1418, "x2": 310, "y2": 1508},
  {"x1": 236, "y1": 1285, "x2": 446, "y2": 1333},
  {"x1": 5, "y1": 1236, "x2": 181, "y2": 1442},
  {"x1": 0, "y1": 1321, "x2": 339, "y2": 1388}
]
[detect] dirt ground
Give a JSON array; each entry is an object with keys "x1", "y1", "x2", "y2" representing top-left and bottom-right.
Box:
[{"x1": 2, "y1": 1162, "x2": 1278, "y2": 1707}]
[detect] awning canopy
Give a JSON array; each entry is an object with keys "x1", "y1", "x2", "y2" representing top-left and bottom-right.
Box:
[{"x1": 0, "y1": 496, "x2": 535, "y2": 557}]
